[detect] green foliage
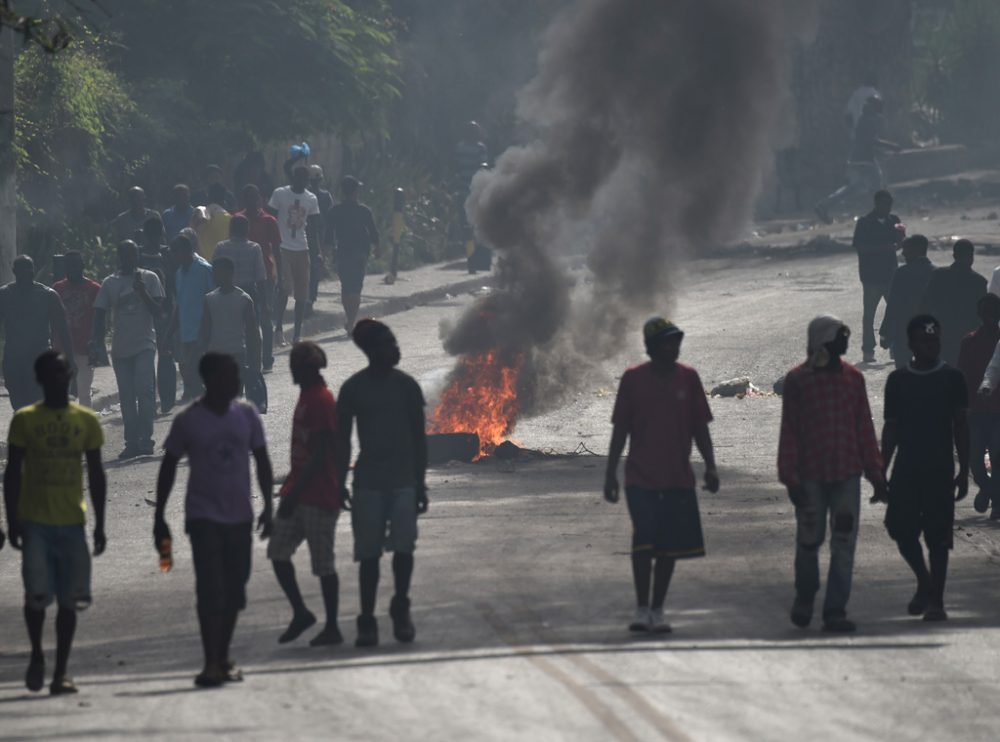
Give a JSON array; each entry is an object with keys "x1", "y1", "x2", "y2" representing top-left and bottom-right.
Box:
[{"x1": 915, "y1": 0, "x2": 1000, "y2": 143}]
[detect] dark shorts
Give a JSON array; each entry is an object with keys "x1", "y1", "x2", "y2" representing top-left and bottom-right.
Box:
[
  {"x1": 337, "y1": 251, "x2": 368, "y2": 295},
  {"x1": 885, "y1": 476, "x2": 955, "y2": 549},
  {"x1": 186, "y1": 519, "x2": 253, "y2": 614},
  {"x1": 21, "y1": 522, "x2": 92, "y2": 611},
  {"x1": 350, "y1": 487, "x2": 417, "y2": 562},
  {"x1": 625, "y1": 487, "x2": 705, "y2": 559}
]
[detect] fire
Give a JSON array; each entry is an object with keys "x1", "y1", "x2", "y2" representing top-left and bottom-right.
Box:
[{"x1": 430, "y1": 351, "x2": 523, "y2": 458}]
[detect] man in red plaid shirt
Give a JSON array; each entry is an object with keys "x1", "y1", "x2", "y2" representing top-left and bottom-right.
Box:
[{"x1": 778, "y1": 315, "x2": 886, "y2": 633}]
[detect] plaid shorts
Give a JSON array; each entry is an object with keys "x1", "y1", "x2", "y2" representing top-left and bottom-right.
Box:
[{"x1": 266, "y1": 504, "x2": 339, "y2": 576}]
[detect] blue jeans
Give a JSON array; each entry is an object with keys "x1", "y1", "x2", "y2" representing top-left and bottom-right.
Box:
[
  {"x1": 794, "y1": 477, "x2": 861, "y2": 620},
  {"x1": 112, "y1": 348, "x2": 156, "y2": 450},
  {"x1": 970, "y1": 411, "x2": 1000, "y2": 500}
]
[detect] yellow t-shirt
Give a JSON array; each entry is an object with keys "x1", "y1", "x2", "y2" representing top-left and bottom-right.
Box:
[
  {"x1": 8, "y1": 402, "x2": 104, "y2": 526},
  {"x1": 196, "y1": 208, "x2": 232, "y2": 261}
]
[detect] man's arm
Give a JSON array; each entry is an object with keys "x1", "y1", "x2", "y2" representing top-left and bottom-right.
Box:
[
  {"x1": 776, "y1": 375, "x2": 800, "y2": 490},
  {"x1": 412, "y1": 401, "x2": 428, "y2": 513},
  {"x1": 693, "y1": 421, "x2": 719, "y2": 493},
  {"x1": 3, "y1": 445, "x2": 24, "y2": 548},
  {"x1": 367, "y1": 208, "x2": 382, "y2": 260},
  {"x1": 199, "y1": 300, "x2": 211, "y2": 350},
  {"x1": 153, "y1": 453, "x2": 179, "y2": 549},
  {"x1": 252, "y1": 446, "x2": 274, "y2": 537},
  {"x1": 244, "y1": 299, "x2": 261, "y2": 373},
  {"x1": 134, "y1": 272, "x2": 164, "y2": 318},
  {"x1": 306, "y1": 213, "x2": 322, "y2": 256},
  {"x1": 982, "y1": 341, "x2": 1000, "y2": 393},
  {"x1": 604, "y1": 424, "x2": 628, "y2": 503},
  {"x1": 334, "y1": 402, "x2": 353, "y2": 495},
  {"x1": 954, "y1": 408, "x2": 971, "y2": 501},
  {"x1": 85, "y1": 448, "x2": 107, "y2": 555},
  {"x1": 48, "y1": 292, "x2": 75, "y2": 367}
]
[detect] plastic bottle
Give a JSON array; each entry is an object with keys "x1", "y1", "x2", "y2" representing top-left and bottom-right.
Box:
[{"x1": 159, "y1": 537, "x2": 173, "y2": 573}]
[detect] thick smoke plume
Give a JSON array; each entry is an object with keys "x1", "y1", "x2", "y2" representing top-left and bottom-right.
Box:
[{"x1": 442, "y1": 0, "x2": 817, "y2": 418}]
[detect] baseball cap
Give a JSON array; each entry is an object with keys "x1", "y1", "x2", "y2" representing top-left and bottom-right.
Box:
[{"x1": 643, "y1": 317, "x2": 683, "y2": 343}]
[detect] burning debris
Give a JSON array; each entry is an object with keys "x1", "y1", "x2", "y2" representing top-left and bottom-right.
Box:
[{"x1": 431, "y1": 0, "x2": 818, "y2": 445}]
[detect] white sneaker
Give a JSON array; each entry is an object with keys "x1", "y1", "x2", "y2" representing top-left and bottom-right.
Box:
[
  {"x1": 649, "y1": 608, "x2": 672, "y2": 634},
  {"x1": 628, "y1": 607, "x2": 650, "y2": 632}
]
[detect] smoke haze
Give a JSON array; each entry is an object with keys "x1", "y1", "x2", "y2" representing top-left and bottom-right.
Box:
[{"x1": 443, "y1": 0, "x2": 818, "y2": 416}]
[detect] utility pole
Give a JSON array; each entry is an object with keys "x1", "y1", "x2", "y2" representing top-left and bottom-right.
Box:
[{"x1": 0, "y1": 24, "x2": 14, "y2": 284}]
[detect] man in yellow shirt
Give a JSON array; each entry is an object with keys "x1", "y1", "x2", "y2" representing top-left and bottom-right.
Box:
[{"x1": 3, "y1": 350, "x2": 106, "y2": 695}]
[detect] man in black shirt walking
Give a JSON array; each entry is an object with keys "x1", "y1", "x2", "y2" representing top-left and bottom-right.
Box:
[
  {"x1": 329, "y1": 177, "x2": 380, "y2": 336},
  {"x1": 878, "y1": 315, "x2": 969, "y2": 622},
  {"x1": 920, "y1": 239, "x2": 988, "y2": 366},
  {"x1": 851, "y1": 191, "x2": 904, "y2": 363}
]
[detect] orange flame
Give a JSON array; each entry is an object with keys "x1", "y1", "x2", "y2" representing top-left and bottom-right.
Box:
[{"x1": 430, "y1": 352, "x2": 523, "y2": 458}]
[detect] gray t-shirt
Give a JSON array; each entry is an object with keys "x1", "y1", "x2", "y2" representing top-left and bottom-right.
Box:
[
  {"x1": 204, "y1": 287, "x2": 253, "y2": 357},
  {"x1": 213, "y1": 238, "x2": 266, "y2": 290},
  {"x1": 0, "y1": 282, "x2": 59, "y2": 357},
  {"x1": 94, "y1": 269, "x2": 165, "y2": 359},
  {"x1": 337, "y1": 368, "x2": 426, "y2": 490}
]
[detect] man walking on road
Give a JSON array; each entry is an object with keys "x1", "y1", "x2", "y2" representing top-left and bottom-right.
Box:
[
  {"x1": 268, "y1": 342, "x2": 344, "y2": 646},
  {"x1": 878, "y1": 316, "x2": 969, "y2": 622},
  {"x1": 235, "y1": 184, "x2": 280, "y2": 371},
  {"x1": 0, "y1": 255, "x2": 75, "y2": 410},
  {"x1": 270, "y1": 165, "x2": 321, "y2": 346},
  {"x1": 154, "y1": 353, "x2": 273, "y2": 687},
  {"x1": 920, "y1": 239, "x2": 988, "y2": 366},
  {"x1": 307, "y1": 165, "x2": 335, "y2": 311},
  {"x1": 957, "y1": 295, "x2": 1000, "y2": 518},
  {"x1": 170, "y1": 233, "x2": 215, "y2": 401},
  {"x1": 778, "y1": 316, "x2": 886, "y2": 633},
  {"x1": 3, "y1": 350, "x2": 106, "y2": 695},
  {"x1": 91, "y1": 241, "x2": 165, "y2": 459},
  {"x1": 213, "y1": 216, "x2": 268, "y2": 366},
  {"x1": 880, "y1": 234, "x2": 935, "y2": 369},
  {"x1": 200, "y1": 257, "x2": 261, "y2": 381},
  {"x1": 337, "y1": 319, "x2": 427, "y2": 648},
  {"x1": 52, "y1": 252, "x2": 101, "y2": 408},
  {"x1": 605, "y1": 318, "x2": 719, "y2": 634},
  {"x1": 329, "y1": 176, "x2": 380, "y2": 336},
  {"x1": 851, "y1": 190, "x2": 903, "y2": 363},
  {"x1": 110, "y1": 186, "x2": 159, "y2": 244},
  {"x1": 161, "y1": 184, "x2": 194, "y2": 242}
]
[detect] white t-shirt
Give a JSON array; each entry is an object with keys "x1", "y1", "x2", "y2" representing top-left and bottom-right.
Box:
[{"x1": 268, "y1": 186, "x2": 320, "y2": 252}]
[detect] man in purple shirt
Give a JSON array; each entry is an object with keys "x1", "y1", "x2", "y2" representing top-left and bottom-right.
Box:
[{"x1": 153, "y1": 353, "x2": 273, "y2": 688}]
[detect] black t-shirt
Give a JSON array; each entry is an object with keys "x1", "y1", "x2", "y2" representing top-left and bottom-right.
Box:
[
  {"x1": 850, "y1": 112, "x2": 882, "y2": 163},
  {"x1": 337, "y1": 368, "x2": 425, "y2": 490},
  {"x1": 329, "y1": 202, "x2": 379, "y2": 257},
  {"x1": 884, "y1": 363, "x2": 967, "y2": 480}
]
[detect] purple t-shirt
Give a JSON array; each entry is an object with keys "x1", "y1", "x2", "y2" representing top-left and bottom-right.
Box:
[{"x1": 164, "y1": 400, "x2": 266, "y2": 524}]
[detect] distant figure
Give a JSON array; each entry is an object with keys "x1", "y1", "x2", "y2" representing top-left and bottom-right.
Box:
[
  {"x1": 605, "y1": 318, "x2": 719, "y2": 634},
  {"x1": 161, "y1": 184, "x2": 194, "y2": 242},
  {"x1": 200, "y1": 257, "x2": 261, "y2": 380},
  {"x1": 192, "y1": 164, "x2": 236, "y2": 213},
  {"x1": 269, "y1": 165, "x2": 321, "y2": 345},
  {"x1": 958, "y1": 294, "x2": 1000, "y2": 518},
  {"x1": 154, "y1": 352, "x2": 273, "y2": 688},
  {"x1": 879, "y1": 316, "x2": 969, "y2": 623},
  {"x1": 110, "y1": 186, "x2": 160, "y2": 244},
  {"x1": 0, "y1": 255, "x2": 74, "y2": 410},
  {"x1": 920, "y1": 239, "x2": 988, "y2": 366},
  {"x1": 778, "y1": 316, "x2": 885, "y2": 633},
  {"x1": 234, "y1": 184, "x2": 280, "y2": 370},
  {"x1": 192, "y1": 183, "x2": 232, "y2": 261},
  {"x1": 52, "y1": 252, "x2": 101, "y2": 408},
  {"x1": 454, "y1": 120, "x2": 488, "y2": 189},
  {"x1": 880, "y1": 235, "x2": 935, "y2": 369},
  {"x1": 214, "y1": 216, "x2": 267, "y2": 300},
  {"x1": 851, "y1": 190, "x2": 903, "y2": 363},
  {"x1": 269, "y1": 342, "x2": 344, "y2": 646},
  {"x1": 140, "y1": 217, "x2": 177, "y2": 414},
  {"x1": 3, "y1": 350, "x2": 106, "y2": 695},
  {"x1": 307, "y1": 165, "x2": 335, "y2": 311},
  {"x1": 337, "y1": 319, "x2": 427, "y2": 648},
  {"x1": 845, "y1": 73, "x2": 880, "y2": 133},
  {"x1": 233, "y1": 151, "x2": 274, "y2": 202},
  {"x1": 329, "y1": 176, "x2": 380, "y2": 335},
  {"x1": 170, "y1": 233, "x2": 215, "y2": 401},
  {"x1": 815, "y1": 97, "x2": 902, "y2": 224},
  {"x1": 91, "y1": 241, "x2": 165, "y2": 459}
]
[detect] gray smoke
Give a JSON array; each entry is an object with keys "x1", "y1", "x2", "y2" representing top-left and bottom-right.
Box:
[{"x1": 443, "y1": 0, "x2": 818, "y2": 417}]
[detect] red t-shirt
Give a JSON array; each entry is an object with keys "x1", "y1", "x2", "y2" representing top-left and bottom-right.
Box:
[
  {"x1": 52, "y1": 277, "x2": 101, "y2": 355},
  {"x1": 280, "y1": 382, "x2": 340, "y2": 509},
  {"x1": 611, "y1": 362, "x2": 713, "y2": 490},
  {"x1": 235, "y1": 208, "x2": 280, "y2": 281}
]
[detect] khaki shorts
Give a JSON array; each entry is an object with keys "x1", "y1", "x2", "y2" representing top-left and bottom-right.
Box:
[{"x1": 280, "y1": 248, "x2": 310, "y2": 303}]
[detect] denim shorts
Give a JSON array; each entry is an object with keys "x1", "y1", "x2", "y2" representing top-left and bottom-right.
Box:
[
  {"x1": 21, "y1": 522, "x2": 92, "y2": 611},
  {"x1": 625, "y1": 487, "x2": 705, "y2": 559},
  {"x1": 350, "y1": 487, "x2": 417, "y2": 562}
]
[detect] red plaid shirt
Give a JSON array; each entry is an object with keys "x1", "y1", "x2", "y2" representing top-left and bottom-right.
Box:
[{"x1": 778, "y1": 362, "x2": 883, "y2": 487}]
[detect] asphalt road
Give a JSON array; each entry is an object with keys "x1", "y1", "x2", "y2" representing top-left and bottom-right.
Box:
[{"x1": 2, "y1": 247, "x2": 1000, "y2": 741}]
